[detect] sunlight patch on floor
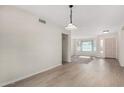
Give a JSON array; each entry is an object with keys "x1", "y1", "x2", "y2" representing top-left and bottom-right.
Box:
[{"x1": 78, "y1": 56, "x2": 91, "y2": 59}]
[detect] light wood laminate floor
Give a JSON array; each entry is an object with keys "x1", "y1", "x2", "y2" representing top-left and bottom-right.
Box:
[{"x1": 5, "y1": 58, "x2": 124, "y2": 87}]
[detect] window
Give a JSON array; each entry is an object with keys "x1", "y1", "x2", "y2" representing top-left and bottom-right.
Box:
[{"x1": 81, "y1": 40, "x2": 96, "y2": 52}]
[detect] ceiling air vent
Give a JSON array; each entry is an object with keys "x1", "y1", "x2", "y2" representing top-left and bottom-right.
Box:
[{"x1": 39, "y1": 18, "x2": 46, "y2": 24}]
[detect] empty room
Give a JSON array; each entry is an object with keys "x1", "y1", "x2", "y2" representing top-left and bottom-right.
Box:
[{"x1": 1, "y1": 5, "x2": 124, "y2": 87}]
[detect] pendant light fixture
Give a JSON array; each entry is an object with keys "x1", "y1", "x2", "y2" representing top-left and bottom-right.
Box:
[{"x1": 65, "y1": 5, "x2": 77, "y2": 31}]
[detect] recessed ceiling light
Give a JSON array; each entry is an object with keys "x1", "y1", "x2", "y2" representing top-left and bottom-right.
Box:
[{"x1": 103, "y1": 30, "x2": 109, "y2": 33}]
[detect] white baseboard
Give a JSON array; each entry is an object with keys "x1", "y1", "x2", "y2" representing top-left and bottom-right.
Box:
[
  {"x1": 0, "y1": 63, "x2": 62, "y2": 87},
  {"x1": 119, "y1": 61, "x2": 124, "y2": 67}
]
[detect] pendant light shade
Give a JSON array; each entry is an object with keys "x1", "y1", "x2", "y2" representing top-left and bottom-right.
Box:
[
  {"x1": 65, "y1": 5, "x2": 77, "y2": 30},
  {"x1": 65, "y1": 23, "x2": 77, "y2": 30}
]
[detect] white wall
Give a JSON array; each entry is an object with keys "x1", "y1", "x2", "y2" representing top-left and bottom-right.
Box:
[
  {"x1": 0, "y1": 6, "x2": 67, "y2": 86},
  {"x1": 104, "y1": 38, "x2": 117, "y2": 58},
  {"x1": 118, "y1": 28, "x2": 124, "y2": 66},
  {"x1": 97, "y1": 32, "x2": 118, "y2": 58}
]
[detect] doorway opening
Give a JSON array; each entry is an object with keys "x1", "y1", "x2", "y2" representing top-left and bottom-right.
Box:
[{"x1": 62, "y1": 33, "x2": 69, "y2": 64}]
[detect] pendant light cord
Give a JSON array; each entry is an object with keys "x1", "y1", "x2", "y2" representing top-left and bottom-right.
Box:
[
  {"x1": 65, "y1": 5, "x2": 77, "y2": 30},
  {"x1": 69, "y1": 5, "x2": 73, "y2": 24},
  {"x1": 70, "y1": 7, "x2": 72, "y2": 23}
]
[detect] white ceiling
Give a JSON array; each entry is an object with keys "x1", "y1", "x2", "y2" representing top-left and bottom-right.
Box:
[{"x1": 16, "y1": 5, "x2": 124, "y2": 38}]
